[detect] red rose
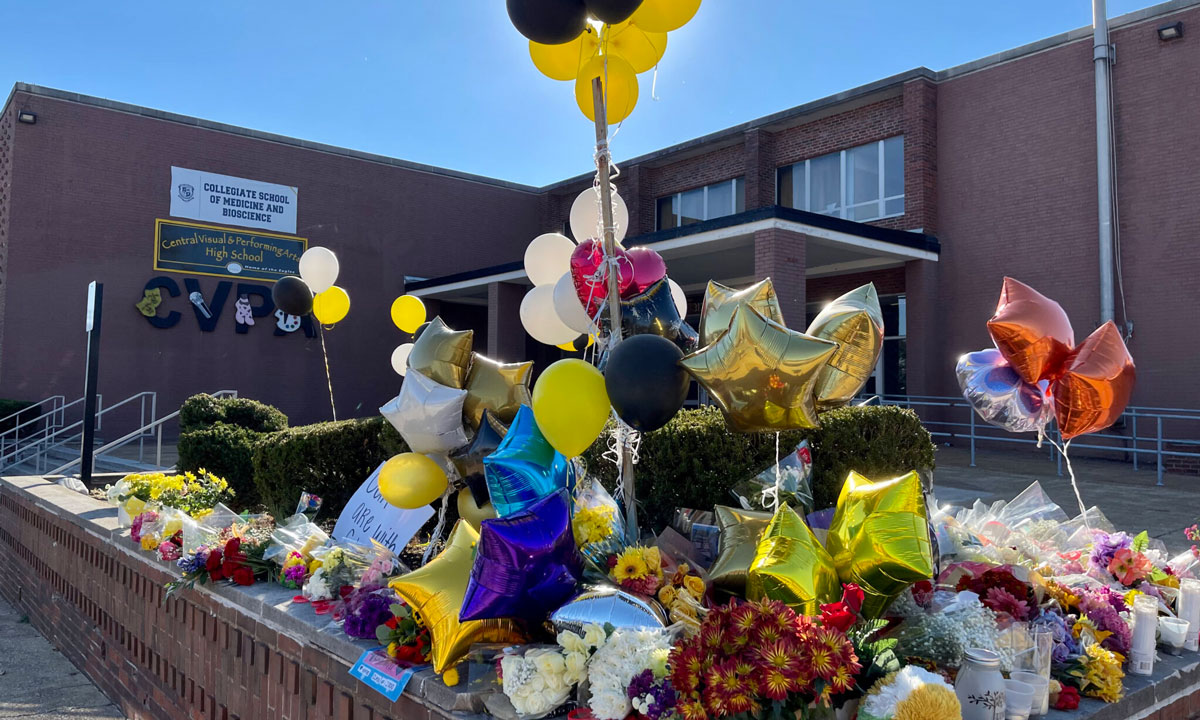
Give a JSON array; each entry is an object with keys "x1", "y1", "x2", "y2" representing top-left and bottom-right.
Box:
[
  {"x1": 1054, "y1": 686, "x2": 1080, "y2": 711},
  {"x1": 821, "y1": 606, "x2": 856, "y2": 633},
  {"x1": 842, "y1": 584, "x2": 865, "y2": 614},
  {"x1": 911, "y1": 580, "x2": 934, "y2": 607},
  {"x1": 205, "y1": 549, "x2": 223, "y2": 572},
  {"x1": 224, "y1": 537, "x2": 242, "y2": 556},
  {"x1": 232, "y1": 566, "x2": 255, "y2": 586}
]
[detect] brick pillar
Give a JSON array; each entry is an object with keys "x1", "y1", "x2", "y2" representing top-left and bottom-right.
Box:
[
  {"x1": 753, "y1": 228, "x2": 806, "y2": 327},
  {"x1": 902, "y1": 79, "x2": 938, "y2": 234},
  {"x1": 487, "y1": 282, "x2": 526, "y2": 360},
  {"x1": 743, "y1": 128, "x2": 776, "y2": 210},
  {"x1": 903, "y1": 259, "x2": 941, "y2": 396}
]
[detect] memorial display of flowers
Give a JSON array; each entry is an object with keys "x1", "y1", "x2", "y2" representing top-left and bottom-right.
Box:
[{"x1": 105, "y1": 469, "x2": 232, "y2": 519}]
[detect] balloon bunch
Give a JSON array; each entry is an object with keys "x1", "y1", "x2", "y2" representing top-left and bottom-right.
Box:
[
  {"x1": 387, "y1": 294, "x2": 428, "y2": 376},
  {"x1": 956, "y1": 277, "x2": 1135, "y2": 440},
  {"x1": 507, "y1": 0, "x2": 702, "y2": 124},
  {"x1": 682, "y1": 280, "x2": 886, "y2": 432},
  {"x1": 272, "y1": 247, "x2": 350, "y2": 325}
]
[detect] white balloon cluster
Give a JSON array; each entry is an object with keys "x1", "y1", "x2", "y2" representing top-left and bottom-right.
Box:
[
  {"x1": 519, "y1": 188, "x2": 631, "y2": 346},
  {"x1": 298, "y1": 247, "x2": 340, "y2": 294}
]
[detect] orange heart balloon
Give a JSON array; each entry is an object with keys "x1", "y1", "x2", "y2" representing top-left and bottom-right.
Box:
[
  {"x1": 1053, "y1": 321, "x2": 1135, "y2": 440},
  {"x1": 987, "y1": 277, "x2": 1075, "y2": 385}
]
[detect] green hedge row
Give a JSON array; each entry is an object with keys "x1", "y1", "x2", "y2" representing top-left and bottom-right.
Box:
[
  {"x1": 177, "y1": 394, "x2": 291, "y2": 506},
  {"x1": 179, "y1": 393, "x2": 288, "y2": 434}
]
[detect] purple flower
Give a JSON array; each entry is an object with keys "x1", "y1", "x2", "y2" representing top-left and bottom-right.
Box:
[
  {"x1": 343, "y1": 590, "x2": 397, "y2": 640},
  {"x1": 1078, "y1": 587, "x2": 1132, "y2": 656},
  {"x1": 177, "y1": 547, "x2": 209, "y2": 575},
  {"x1": 1032, "y1": 608, "x2": 1081, "y2": 666},
  {"x1": 1090, "y1": 531, "x2": 1132, "y2": 575}
]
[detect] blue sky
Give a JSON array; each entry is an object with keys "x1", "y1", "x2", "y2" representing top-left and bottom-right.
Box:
[{"x1": 2, "y1": 1, "x2": 1156, "y2": 186}]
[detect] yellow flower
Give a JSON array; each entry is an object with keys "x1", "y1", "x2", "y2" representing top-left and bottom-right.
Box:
[
  {"x1": 894, "y1": 684, "x2": 961, "y2": 720},
  {"x1": 308, "y1": 559, "x2": 323, "y2": 574},
  {"x1": 387, "y1": 642, "x2": 399, "y2": 657},
  {"x1": 1157, "y1": 575, "x2": 1180, "y2": 590},
  {"x1": 658, "y1": 585, "x2": 678, "y2": 607},
  {"x1": 669, "y1": 601, "x2": 698, "y2": 621},
  {"x1": 572, "y1": 505, "x2": 615, "y2": 547},
  {"x1": 644, "y1": 546, "x2": 662, "y2": 573},
  {"x1": 190, "y1": 508, "x2": 213, "y2": 520},
  {"x1": 612, "y1": 548, "x2": 649, "y2": 582},
  {"x1": 1045, "y1": 579, "x2": 1081, "y2": 610},
  {"x1": 140, "y1": 534, "x2": 160, "y2": 551},
  {"x1": 684, "y1": 574, "x2": 706, "y2": 600},
  {"x1": 1081, "y1": 644, "x2": 1124, "y2": 703}
]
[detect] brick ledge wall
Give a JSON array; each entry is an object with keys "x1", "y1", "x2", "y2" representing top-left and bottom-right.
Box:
[{"x1": 0, "y1": 475, "x2": 477, "y2": 720}]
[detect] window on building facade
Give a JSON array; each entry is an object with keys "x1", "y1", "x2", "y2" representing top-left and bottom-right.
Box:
[
  {"x1": 777, "y1": 136, "x2": 904, "y2": 222},
  {"x1": 805, "y1": 293, "x2": 906, "y2": 397},
  {"x1": 655, "y1": 178, "x2": 745, "y2": 230}
]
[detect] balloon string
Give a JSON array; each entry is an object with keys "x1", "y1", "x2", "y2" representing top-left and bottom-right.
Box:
[
  {"x1": 420, "y1": 487, "x2": 452, "y2": 566},
  {"x1": 1042, "y1": 430, "x2": 1090, "y2": 530},
  {"x1": 651, "y1": 65, "x2": 660, "y2": 102},
  {"x1": 319, "y1": 323, "x2": 337, "y2": 421},
  {"x1": 760, "y1": 432, "x2": 783, "y2": 512}
]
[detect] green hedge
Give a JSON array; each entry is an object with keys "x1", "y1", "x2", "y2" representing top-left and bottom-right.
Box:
[
  {"x1": 580, "y1": 405, "x2": 935, "y2": 530},
  {"x1": 0, "y1": 399, "x2": 35, "y2": 433},
  {"x1": 251, "y1": 416, "x2": 408, "y2": 517},
  {"x1": 179, "y1": 393, "x2": 288, "y2": 433}
]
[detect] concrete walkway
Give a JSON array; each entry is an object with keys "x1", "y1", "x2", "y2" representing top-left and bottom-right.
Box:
[
  {"x1": 932, "y1": 444, "x2": 1199, "y2": 555},
  {"x1": 0, "y1": 595, "x2": 123, "y2": 720}
]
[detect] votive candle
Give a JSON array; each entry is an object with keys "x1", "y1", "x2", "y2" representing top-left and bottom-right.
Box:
[
  {"x1": 1179, "y1": 578, "x2": 1200, "y2": 652},
  {"x1": 1129, "y1": 594, "x2": 1158, "y2": 676}
]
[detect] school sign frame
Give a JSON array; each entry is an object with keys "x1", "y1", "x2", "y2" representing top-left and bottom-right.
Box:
[{"x1": 153, "y1": 218, "x2": 307, "y2": 281}]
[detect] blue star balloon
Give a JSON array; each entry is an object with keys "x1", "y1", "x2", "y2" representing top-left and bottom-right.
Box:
[
  {"x1": 460, "y1": 489, "x2": 581, "y2": 621},
  {"x1": 484, "y1": 404, "x2": 567, "y2": 516}
]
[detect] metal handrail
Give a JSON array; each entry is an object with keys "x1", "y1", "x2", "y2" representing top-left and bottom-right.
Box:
[
  {"x1": 6, "y1": 392, "x2": 157, "y2": 473},
  {"x1": 0, "y1": 395, "x2": 63, "y2": 426},
  {"x1": 48, "y1": 390, "x2": 238, "y2": 477}
]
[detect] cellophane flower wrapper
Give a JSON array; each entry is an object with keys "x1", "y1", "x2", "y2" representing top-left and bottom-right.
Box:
[
  {"x1": 751, "y1": 439, "x2": 815, "y2": 514},
  {"x1": 587, "y1": 624, "x2": 681, "y2": 720},
  {"x1": 572, "y1": 478, "x2": 626, "y2": 580},
  {"x1": 495, "y1": 644, "x2": 577, "y2": 719},
  {"x1": 183, "y1": 503, "x2": 239, "y2": 555},
  {"x1": 263, "y1": 513, "x2": 329, "y2": 565},
  {"x1": 303, "y1": 541, "x2": 374, "y2": 601},
  {"x1": 892, "y1": 589, "x2": 1003, "y2": 668},
  {"x1": 142, "y1": 507, "x2": 186, "y2": 550}
]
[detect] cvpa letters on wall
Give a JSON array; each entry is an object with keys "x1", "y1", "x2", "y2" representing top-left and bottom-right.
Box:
[{"x1": 138, "y1": 276, "x2": 315, "y2": 338}]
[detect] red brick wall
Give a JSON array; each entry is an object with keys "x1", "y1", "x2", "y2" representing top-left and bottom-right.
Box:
[
  {"x1": 0, "y1": 103, "x2": 12, "y2": 375},
  {"x1": 0, "y1": 481, "x2": 453, "y2": 720},
  {"x1": 1, "y1": 91, "x2": 540, "y2": 424},
  {"x1": 806, "y1": 266, "x2": 906, "y2": 306}
]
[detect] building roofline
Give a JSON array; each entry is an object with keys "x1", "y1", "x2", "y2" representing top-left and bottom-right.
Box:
[{"x1": 2, "y1": 82, "x2": 541, "y2": 194}]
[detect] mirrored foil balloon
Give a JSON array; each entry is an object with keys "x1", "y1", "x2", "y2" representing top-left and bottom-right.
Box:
[
  {"x1": 407, "y1": 316, "x2": 475, "y2": 389},
  {"x1": 484, "y1": 405, "x2": 566, "y2": 517},
  {"x1": 987, "y1": 277, "x2": 1075, "y2": 385},
  {"x1": 451, "y1": 410, "x2": 508, "y2": 505},
  {"x1": 681, "y1": 306, "x2": 837, "y2": 432},
  {"x1": 388, "y1": 521, "x2": 525, "y2": 673},
  {"x1": 550, "y1": 584, "x2": 668, "y2": 634},
  {"x1": 956, "y1": 348, "x2": 1053, "y2": 433},
  {"x1": 462, "y1": 353, "x2": 532, "y2": 431},
  {"x1": 570, "y1": 239, "x2": 633, "y2": 316},
  {"x1": 622, "y1": 246, "x2": 667, "y2": 297},
  {"x1": 806, "y1": 283, "x2": 884, "y2": 409},
  {"x1": 380, "y1": 370, "x2": 469, "y2": 454},
  {"x1": 1052, "y1": 320, "x2": 1135, "y2": 440},
  {"x1": 746, "y1": 504, "x2": 839, "y2": 615},
  {"x1": 614, "y1": 277, "x2": 699, "y2": 353},
  {"x1": 708, "y1": 505, "x2": 772, "y2": 594},
  {"x1": 460, "y1": 490, "x2": 581, "y2": 621},
  {"x1": 699, "y1": 278, "x2": 785, "y2": 348}
]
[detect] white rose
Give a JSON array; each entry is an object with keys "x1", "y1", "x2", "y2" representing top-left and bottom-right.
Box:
[
  {"x1": 531, "y1": 649, "x2": 566, "y2": 678},
  {"x1": 583, "y1": 623, "x2": 607, "y2": 649},
  {"x1": 563, "y1": 651, "x2": 588, "y2": 685},
  {"x1": 557, "y1": 630, "x2": 587, "y2": 655}
]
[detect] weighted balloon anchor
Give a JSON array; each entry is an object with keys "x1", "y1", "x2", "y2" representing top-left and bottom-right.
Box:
[{"x1": 591, "y1": 75, "x2": 638, "y2": 543}]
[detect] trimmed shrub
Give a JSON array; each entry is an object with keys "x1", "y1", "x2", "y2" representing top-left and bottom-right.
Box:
[
  {"x1": 177, "y1": 423, "x2": 259, "y2": 505},
  {"x1": 179, "y1": 394, "x2": 288, "y2": 433},
  {"x1": 251, "y1": 416, "x2": 408, "y2": 517},
  {"x1": 580, "y1": 405, "x2": 934, "y2": 530},
  {"x1": 0, "y1": 399, "x2": 36, "y2": 433}
]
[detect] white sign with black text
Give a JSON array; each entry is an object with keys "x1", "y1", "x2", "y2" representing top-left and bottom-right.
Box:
[
  {"x1": 331, "y1": 463, "x2": 434, "y2": 554},
  {"x1": 170, "y1": 166, "x2": 298, "y2": 234}
]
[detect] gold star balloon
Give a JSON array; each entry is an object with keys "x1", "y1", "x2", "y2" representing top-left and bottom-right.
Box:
[
  {"x1": 681, "y1": 306, "x2": 838, "y2": 432},
  {"x1": 746, "y1": 504, "x2": 839, "y2": 615},
  {"x1": 407, "y1": 316, "x2": 474, "y2": 389},
  {"x1": 698, "y1": 278, "x2": 786, "y2": 348},
  {"x1": 826, "y1": 470, "x2": 933, "y2": 618},
  {"x1": 388, "y1": 520, "x2": 525, "y2": 673},
  {"x1": 462, "y1": 353, "x2": 532, "y2": 430},
  {"x1": 806, "y1": 283, "x2": 885, "y2": 409},
  {"x1": 708, "y1": 505, "x2": 772, "y2": 594}
]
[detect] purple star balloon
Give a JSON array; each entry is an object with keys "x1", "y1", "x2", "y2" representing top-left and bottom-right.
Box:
[{"x1": 459, "y1": 489, "x2": 581, "y2": 622}]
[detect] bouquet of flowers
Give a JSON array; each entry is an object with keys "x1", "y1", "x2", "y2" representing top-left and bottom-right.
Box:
[
  {"x1": 130, "y1": 510, "x2": 159, "y2": 549},
  {"x1": 573, "y1": 479, "x2": 626, "y2": 573},
  {"x1": 557, "y1": 623, "x2": 607, "y2": 686},
  {"x1": 891, "y1": 590, "x2": 1001, "y2": 668},
  {"x1": 376, "y1": 600, "x2": 431, "y2": 665},
  {"x1": 858, "y1": 666, "x2": 961, "y2": 720},
  {"x1": 589, "y1": 626, "x2": 677, "y2": 720},
  {"x1": 500, "y1": 647, "x2": 576, "y2": 718},
  {"x1": 166, "y1": 513, "x2": 275, "y2": 593},
  {"x1": 627, "y1": 663, "x2": 676, "y2": 720},
  {"x1": 304, "y1": 543, "x2": 372, "y2": 602},
  {"x1": 950, "y1": 564, "x2": 1037, "y2": 623},
  {"x1": 607, "y1": 545, "x2": 664, "y2": 596},
  {"x1": 106, "y1": 469, "x2": 232, "y2": 520},
  {"x1": 657, "y1": 561, "x2": 708, "y2": 634},
  {"x1": 342, "y1": 588, "x2": 400, "y2": 640}
]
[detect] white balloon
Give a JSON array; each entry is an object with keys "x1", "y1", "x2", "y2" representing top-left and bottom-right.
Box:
[
  {"x1": 569, "y1": 187, "x2": 629, "y2": 244},
  {"x1": 524, "y1": 233, "x2": 576, "y2": 287},
  {"x1": 520, "y1": 285, "x2": 579, "y2": 346},
  {"x1": 380, "y1": 370, "x2": 468, "y2": 454},
  {"x1": 553, "y1": 272, "x2": 596, "y2": 334},
  {"x1": 669, "y1": 279, "x2": 688, "y2": 318},
  {"x1": 391, "y1": 343, "x2": 414, "y2": 376},
  {"x1": 298, "y1": 247, "x2": 339, "y2": 294}
]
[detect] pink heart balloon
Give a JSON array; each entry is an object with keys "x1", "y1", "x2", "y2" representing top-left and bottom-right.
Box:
[
  {"x1": 570, "y1": 240, "x2": 633, "y2": 317},
  {"x1": 622, "y1": 247, "x2": 667, "y2": 298}
]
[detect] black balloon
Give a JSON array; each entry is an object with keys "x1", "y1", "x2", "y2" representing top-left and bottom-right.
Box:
[
  {"x1": 506, "y1": 0, "x2": 589, "y2": 44},
  {"x1": 452, "y1": 410, "x2": 507, "y2": 506},
  {"x1": 604, "y1": 334, "x2": 689, "y2": 432},
  {"x1": 585, "y1": 0, "x2": 643, "y2": 24},
  {"x1": 272, "y1": 275, "x2": 314, "y2": 316},
  {"x1": 413, "y1": 321, "x2": 431, "y2": 341},
  {"x1": 613, "y1": 277, "x2": 699, "y2": 353}
]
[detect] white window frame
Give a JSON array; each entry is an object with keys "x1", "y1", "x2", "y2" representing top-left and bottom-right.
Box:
[
  {"x1": 776, "y1": 137, "x2": 904, "y2": 223},
  {"x1": 656, "y1": 178, "x2": 743, "y2": 231}
]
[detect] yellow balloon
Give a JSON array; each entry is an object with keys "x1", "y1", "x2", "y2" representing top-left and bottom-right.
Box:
[
  {"x1": 312, "y1": 286, "x2": 350, "y2": 325},
  {"x1": 391, "y1": 295, "x2": 427, "y2": 333},
  {"x1": 530, "y1": 27, "x2": 599, "y2": 81},
  {"x1": 556, "y1": 334, "x2": 596, "y2": 352},
  {"x1": 378, "y1": 452, "x2": 448, "y2": 509},
  {"x1": 602, "y1": 21, "x2": 667, "y2": 74},
  {"x1": 575, "y1": 54, "x2": 639, "y2": 125},
  {"x1": 631, "y1": 0, "x2": 701, "y2": 33},
  {"x1": 532, "y1": 358, "x2": 610, "y2": 458},
  {"x1": 456, "y1": 489, "x2": 497, "y2": 530}
]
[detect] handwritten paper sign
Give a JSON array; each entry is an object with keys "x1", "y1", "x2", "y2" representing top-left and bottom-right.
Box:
[
  {"x1": 332, "y1": 463, "x2": 434, "y2": 553},
  {"x1": 349, "y1": 647, "x2": 424, "y2": 702}
]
